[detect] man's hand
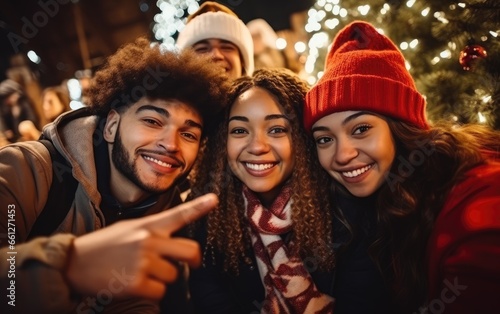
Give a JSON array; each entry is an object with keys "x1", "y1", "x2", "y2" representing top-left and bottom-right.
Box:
[{"x1": 65, "y1": 193, "x2": 218, "y2": 300}]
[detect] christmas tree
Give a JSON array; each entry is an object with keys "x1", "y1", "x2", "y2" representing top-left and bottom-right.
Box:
[{"x1": 304, "y1": 0, "x2": 500, "y2": 129}]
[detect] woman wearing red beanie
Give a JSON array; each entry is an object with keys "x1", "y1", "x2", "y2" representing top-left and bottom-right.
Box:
[{"x1": 305, "y1": 21, "x2": 500, "y2": 313}]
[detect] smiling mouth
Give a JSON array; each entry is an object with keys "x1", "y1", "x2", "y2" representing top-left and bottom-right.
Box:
[
  {"x1": 143, "y1": 155, "x2": 178, "y2": 168},
  {"x1": 215, "y1": 62, "x2": 229, "y2": 73},
  {"x1": 245, "y1": 162, "x2": 276, "y2": 171},
  {"x1": 342, "y1": 164, "x2": 372, "y2": 178}
]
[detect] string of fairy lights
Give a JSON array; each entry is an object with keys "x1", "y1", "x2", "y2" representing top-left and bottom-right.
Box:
[
  {"x1": 303, "y1": 0, "x2": 498, "y2": 124},
  {"x1": 153, "y1": 0, "x2": 201, "y2": 51},
  {"x1": 303, "y1": 0, "x2": 471, "y2": 85},
  {"x1": 153, "y1": 0, "x2": 498, "y2": 124}
]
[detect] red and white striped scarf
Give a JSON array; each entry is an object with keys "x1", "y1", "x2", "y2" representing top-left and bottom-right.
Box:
[{"x1": 243, "y1": 185, "x2": 335, "y2": 314}]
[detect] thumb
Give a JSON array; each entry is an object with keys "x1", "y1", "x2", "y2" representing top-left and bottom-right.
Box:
[{"x1": 144, "y1": 193, "x2": 218, "y2": 236}]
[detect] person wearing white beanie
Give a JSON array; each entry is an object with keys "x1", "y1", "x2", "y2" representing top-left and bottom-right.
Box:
[{"x1": 176, "y1": 1, "x2": 254, "y2": 80}]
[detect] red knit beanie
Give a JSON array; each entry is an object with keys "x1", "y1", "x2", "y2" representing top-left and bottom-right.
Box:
[{"x1": 304, "y1": 21, "x2": 428, "y2": 131}]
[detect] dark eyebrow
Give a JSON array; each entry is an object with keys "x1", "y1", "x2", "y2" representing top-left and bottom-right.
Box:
[
  {"x1": 265, "y1": 114, "x2": 289, "y2": 121},
  {"x1": 228, "y1": 114, "x2": 289, "y2": 123},
  {"x1": 311, "y1": 111, "x2": 376, "y2": 133},
  {"x1": 341, "y1": 111, "x2": 375, "y2": 126},
  {"x1": 220, "y1": 39, "x2": 236, "y2": 45},
  {"x1": 137, "y1": 104, "x2": 202, "y2": 130},
  {"x1": 185, "y1": 119, "x2": 203, "y2": 130},
  {"x1": 136, "y1": 104, "x2": 169, "y2": 117},
  {"x1": 193, "y1": 39, "x2": 235, "y2": 46},
  {"x1": 311, "y1": 125, "x2": 330, "y2": 134},
  {"x1": 228, "y1": 116, "x2": 248, "y2": 123},
  {"x1": 193, "y1": 40, "x2": 210, "y2": 46}
]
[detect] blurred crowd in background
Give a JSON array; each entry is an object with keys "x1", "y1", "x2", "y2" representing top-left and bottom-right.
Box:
[
  {"x1": 0, "y1": 53, "x2": 93, "y2": 147},
  {"x1": 0, "y1": 9, "x2": 307, "y2": 148}
]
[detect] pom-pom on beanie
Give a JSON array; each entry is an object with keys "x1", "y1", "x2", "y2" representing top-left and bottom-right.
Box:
[
  {"x1": 304, "y1": 21, "x2": 428, "y2": 131},
  {"x1": 176, "y1": 2, "x2": 254, "y2": 76}
]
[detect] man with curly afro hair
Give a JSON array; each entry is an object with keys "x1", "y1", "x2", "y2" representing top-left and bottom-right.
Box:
[{"x1": 0, "y1": 38, "x2": 229, "y2": 313}]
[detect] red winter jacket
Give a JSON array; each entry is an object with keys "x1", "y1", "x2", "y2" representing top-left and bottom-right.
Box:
[{"x1": 426, "y1": 153, "x2": 500, "y2": 313}]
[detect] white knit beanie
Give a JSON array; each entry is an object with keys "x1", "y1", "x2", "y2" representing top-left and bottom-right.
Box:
[{"x1": 176, "y1": 11, "x2": 254, "y2": 76}]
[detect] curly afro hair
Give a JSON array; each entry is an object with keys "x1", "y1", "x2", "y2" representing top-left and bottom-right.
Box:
[
  {"x1": 87, "y1": 37, "x2": 230, "y2": 133},
  {"x1": 190, "y1": 68, "x2": 334, "y2": 274}
]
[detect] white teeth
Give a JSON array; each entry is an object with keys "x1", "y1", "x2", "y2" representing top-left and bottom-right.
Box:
[
  {"x1": 143, "y1": 156, "x2": 173, "y2": 168},
  {"x1": 246, "y1": 163, "x2": 274, "y2": 171},
  {"x1": 342, "y1": 165, "x2": 372, "y2": 178}
]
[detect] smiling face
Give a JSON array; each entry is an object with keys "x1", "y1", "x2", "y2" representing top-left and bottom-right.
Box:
[
  {"x1": 227, "y1": 87, "x2": 294, "y2": 206},
  {"x1": 192, "y1": 38, "x2": 243, "y2": 80},
  {"x1": 104, "y1": 97, "x2": 202, "y2": 204},
  {"x1": 312, "y1": 111, "x2": 396, "y2": 197}
]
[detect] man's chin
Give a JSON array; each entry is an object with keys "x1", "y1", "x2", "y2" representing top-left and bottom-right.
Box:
[
  {"x1": 141, "y1": 185, "x2": 172, "y2": 194},
  {"x1": 139, "y1": 179, "x2": 176, "y2": 194}
]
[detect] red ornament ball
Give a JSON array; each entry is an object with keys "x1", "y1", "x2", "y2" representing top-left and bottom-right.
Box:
[{"x1": 459, "y1": 44, "x2": 487, "y2": 71}]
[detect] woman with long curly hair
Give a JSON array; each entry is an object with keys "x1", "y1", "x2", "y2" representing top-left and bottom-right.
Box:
[
  {"x1": 305, "y1": 21, "x2": 500, "y2": 313},
  {"x1": 188, "y1": 68, "x2": 337, "y2": 313}
]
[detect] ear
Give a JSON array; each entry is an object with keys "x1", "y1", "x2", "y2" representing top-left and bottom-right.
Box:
[{"x1": 103, "y1": 110, "x2": 120, "y2": 143}]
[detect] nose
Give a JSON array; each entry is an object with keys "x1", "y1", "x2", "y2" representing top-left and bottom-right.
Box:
[
  {"x1": 210, "y1": 47, "x2": 224, "y2": 61},
  {"x1": 247, "y1": 132, "x2": 270, "y2": 155},
  {"x1": 157, "y1": 130, "x2": 179, "y2": 153},
  {"x1": 334, "y1": 137, "x2": 358, "y2": 165}
]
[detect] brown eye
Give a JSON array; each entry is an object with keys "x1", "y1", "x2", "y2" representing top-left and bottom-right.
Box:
[
  {"x1": 182, "y1": 132, "x2": 198, "y2": 141},
  {"x1": 315, "y1": 137, "x2": 333, "y2": 145},
  {"x1": 221, "y1": 43, "x2": 238, "y2": 51},
  {"x1": 230, "y1": 128, "x2": 247, "y2": 134},
  {"x1": 193, "y1": 45, "x2": 210, "y2": 53},
  {"x1": 353, "y1": 124, "x2": 371, "y2": 135},
  {"x1": 143, "y1": 118, "x2": 160, "y2": 126},
  {"x1": 269, "y1": 127, "x2": 287, "y2": 134}
]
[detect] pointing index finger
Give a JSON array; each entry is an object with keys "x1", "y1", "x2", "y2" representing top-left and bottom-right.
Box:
[{"x1": 145, "y1": 193, "x2": 218, "y2": 236}]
